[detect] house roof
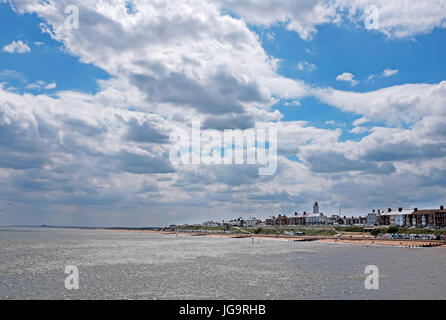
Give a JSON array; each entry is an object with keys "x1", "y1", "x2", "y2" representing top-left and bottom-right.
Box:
[
  {"x1": 413, "y1": 209, "x2": 446, "y2": 215},
  {"x1": 381, "y1": 210, "x2": 413, "y2": 216},
  {"x1": 306, "y1": 213, "x2": 324, "y2": 218}
]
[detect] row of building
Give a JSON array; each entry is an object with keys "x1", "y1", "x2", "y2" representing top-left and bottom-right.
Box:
[
  {"x1": 265, "y1": 202, "x2": 446, "y2": 229},
  {"x1": 265, "y1": 201, "x2": 364, "y2": 226},
  {"x1": 367, "y1": 206, "x2": 446, "y2": 228},
  {"x1": 202, "y1": 217, "x2": 262, "y2": 228},
  {"x1": 197, "y1": 202, "x2": 446, "y2": 230}
]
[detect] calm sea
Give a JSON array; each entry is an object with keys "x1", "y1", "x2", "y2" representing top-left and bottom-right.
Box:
[{"x1": 0, "y1": 227, "x2": 444, "y2": 299}]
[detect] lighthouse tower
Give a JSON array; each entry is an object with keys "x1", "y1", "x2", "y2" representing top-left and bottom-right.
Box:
[{"x1": 313, "y1": 201, "x2": 319, "y2": 214}]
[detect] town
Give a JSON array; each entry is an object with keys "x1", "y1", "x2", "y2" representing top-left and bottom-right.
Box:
[
  {"x1": 186, "y1": 202, "x2": 446, "y2": 230},
  {"x1": 162, "y1": 202, "x2": 446, "y2": 246}
]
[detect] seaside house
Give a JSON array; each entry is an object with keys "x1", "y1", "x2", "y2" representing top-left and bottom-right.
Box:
[
  {"x1": 275, "y1": 214, "x2": 288, "y2": 226},
  {"x1": 377, "y1": 209, "x2": 392, "y2": 226},
  {"x1": 202, "y1": 221, "x2": 219, "y2": 227},
  {"x1": 228, "y1": 218, "x2": 244, "y2": 227},
  {"x1": 359, "y1": 216, "x2": 367, "y2": 224},
  {"x1": 371, "y1": 205, "x2": 445, "y2": 228},
  {"x1": 305, "y1": 212, "x2": 326, "y2": 225},
  {"x1": 288, "y1": 212, "x2": 306, "y2": 225},
  {"x1": 389, "y1": 208, "x2": 412, "y2": 227},
  {"x1": 265, "y1": 216, "x2": 275, "y2": 226},
  {"x1": 435, "y1": 206, "x2": 446, "y2": 228},
  {"x1": 410, "y1": 206, "x2": 446, "y2": 228},
  {"x1": 245, "y1": 217, "x2": 261, "y2": 227},
  {"x1": 367, "y1": 210, "x2": 378, "y2": 225},
  {"x1": 326, "y1": 214, "x2": 342, "y2": 225}
]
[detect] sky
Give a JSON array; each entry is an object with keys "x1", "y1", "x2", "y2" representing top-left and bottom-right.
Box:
[{"x1": 0, "y1": 0, "x2": 446, "y2": 227}]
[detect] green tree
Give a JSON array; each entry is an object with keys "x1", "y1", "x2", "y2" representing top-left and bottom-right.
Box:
[{"x1": 386, "y1": 226, "x2": 399, "y2": 234}]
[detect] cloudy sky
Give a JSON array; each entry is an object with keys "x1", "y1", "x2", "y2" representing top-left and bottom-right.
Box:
[{"x1": 0, "y1": 0, "x2": 445, "y2": 227}]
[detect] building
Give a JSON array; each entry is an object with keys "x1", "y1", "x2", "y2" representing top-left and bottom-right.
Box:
[
  {"x1": 358, "y1": 216, "x2": 367, "y2": 225},
  {"x1": 342, "y1": 216, "x2": 354, "y2": 225},
  {"x1": 202, "y1": 221, "x2": 219, "y2": 227},
  {"x1": 306, "y1": 213, "x2": 326, "y2": 225},
  {"x1": 288, "y1": 212, "x2": 306, "y2": 225},
  {"x1": 245, "y1": 217, "x2": 261, "y2": 227},
  {"x1": 228, "y1": 218, "x2": 244, "y2": 227},
  {"x1": 410, "y1": 206, "x2": 446, "y2": 228},
  {"x1": 326, "y1": 214, "x2": 342, "y2": 225},
  {"x1": 435, "y1": 206, "x2": 446, "y2": 228},
  {"x1": 367, "y1": 210, "x2": 378, "y2": 225},
  {"x1": 265, "y1": 216, "x2": 275, "y2": 226},
  {"x1": 313, "y1": 201, "x2": 319, "y2": 214},
  {"x1": 372, "y1": 205, "x2": 445, "y2": 228},
  {"x1": 275, "y1": 214, "x2": 288, "y2": 226},
  {"x1": 389, "y1": 208, "x2": 412, "y2": 227},
  {"x1": 377, "y1": 208, "x2": 392, "y2": 226}
]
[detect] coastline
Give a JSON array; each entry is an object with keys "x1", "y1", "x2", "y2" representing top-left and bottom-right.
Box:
[{"x1": 104, "y1": 228, "x2": 446, "y2": 248}]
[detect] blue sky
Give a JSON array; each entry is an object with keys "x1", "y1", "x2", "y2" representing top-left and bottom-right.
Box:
[
  {"x1": 0, "y1": 0, "x2": 446, "y2": 227},
  {"x1": 0, "y1": 3, "x2": 108, "y2": 94}
]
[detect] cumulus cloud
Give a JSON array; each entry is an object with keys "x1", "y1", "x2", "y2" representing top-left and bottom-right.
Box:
[
  {"x1": 216, "y1": 0, "x2": 446, "y2": 39},
  {"x1": 350, "y1": 126, "x2": 369, "y2": 134},
  {"x1": 382, "y1": 69, "x2": 399, "y2": 77},
  {"x1": 2, "y1": 40, "x2": 31, "y2": 53},
  {"x1": 44, "y1": 82, "x2": 57, "y2": 90},
  {"x1": 303, "y1": 151, "x2": 396, "y2": 175},
  {"x1": 215, "y1": 0, "x2": 341, "y2": 40},
  {"x1": 367, "y1": 68, "x2": 399, "y2": 81},
  {"x1": 7, "y1": 0, "x2": 307, "y2": 128},
  {"x1": 1, "y1": 0, "x2": 445, "y2": 226},
  {"x1": 313, "y1": 81, "x2": 446, "y2": 125},
  {"x1": 336, "y1": 72, "x2": 359, "y2": 86}
]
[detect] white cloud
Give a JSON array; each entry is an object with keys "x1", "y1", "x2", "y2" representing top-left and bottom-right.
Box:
[
  {"x1": 265, "y1": 31, "x2": 275, "y2": 41},
  {"x1": 353, "y1": 117, "x2": 368, "y2": 126},
  {"x1": 336, "y1": 72, "x2": 359, "y2": 86},
  {"x1": 44, "y1": 82, "x2": 57, "y2": 90},
  {"x1": 1, "y1": 0, "x2": 445, "y2": 226},
  {"x1": 325, "y1": 120, "x2": 346, "y2": 128},
  {"x1": 344, "y1": 0, "x2": 446, "y2": 39},
  {"x1": 7, "y1": 0, "x2": 308, "y2": 126},
  {"x1": 2, "y1": 40, "x2": 31, "y2": 53},
  {"x1": 350, "y1": 126, "x2": 369, "y2": 134},
  {"x1": 215, "y1": 0, "x2": 340, "y2": 40},
  {"x1": 24, "y1": 80, "x2": 56, "y2": 91},
  {"x1": 367, "y1": 68, "x2": 399, "y2": 82},
  {"x1": 215, "y1": 0, "x2": 446, "y2": 40},
  {"x1": 297, "y1": 60, "x2": 317, "y2": 72},
  {"x1": 382, "y1": 68, "x2": 399, "y2": 77},
  {"x1": 0, "y1": 69, "x2": 26, "y2": 81},
  {"x1": 314, "y1": 81, "x2": 446, "y2": 125}
]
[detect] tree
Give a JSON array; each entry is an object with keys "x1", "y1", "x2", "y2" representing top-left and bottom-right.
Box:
[{"x1": 386, "y1": 226, "x2": 399, "y2": 234}]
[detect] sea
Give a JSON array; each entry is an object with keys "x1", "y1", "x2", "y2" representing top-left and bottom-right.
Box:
[{"x1": 0, "y1": 227, "x2": 444, "y2": 299}]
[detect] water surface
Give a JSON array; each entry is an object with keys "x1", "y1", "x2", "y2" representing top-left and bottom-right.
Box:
[{"x1": 0, "y1": 227, "x2": 444, "y2": 299}]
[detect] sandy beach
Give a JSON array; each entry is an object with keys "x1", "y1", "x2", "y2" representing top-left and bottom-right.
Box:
[{"x1": 106, "y1": 229, "x2": 446, "y2": 248}]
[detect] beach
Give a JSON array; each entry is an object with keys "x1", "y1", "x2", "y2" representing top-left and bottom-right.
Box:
[{"x1": 109, "y1": 229, "x2": 446, "y2": 248}]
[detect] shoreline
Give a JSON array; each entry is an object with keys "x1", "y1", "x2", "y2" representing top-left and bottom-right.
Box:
[{"x1": 105, "y1": 228, "x2": 446, "y2": 248}]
